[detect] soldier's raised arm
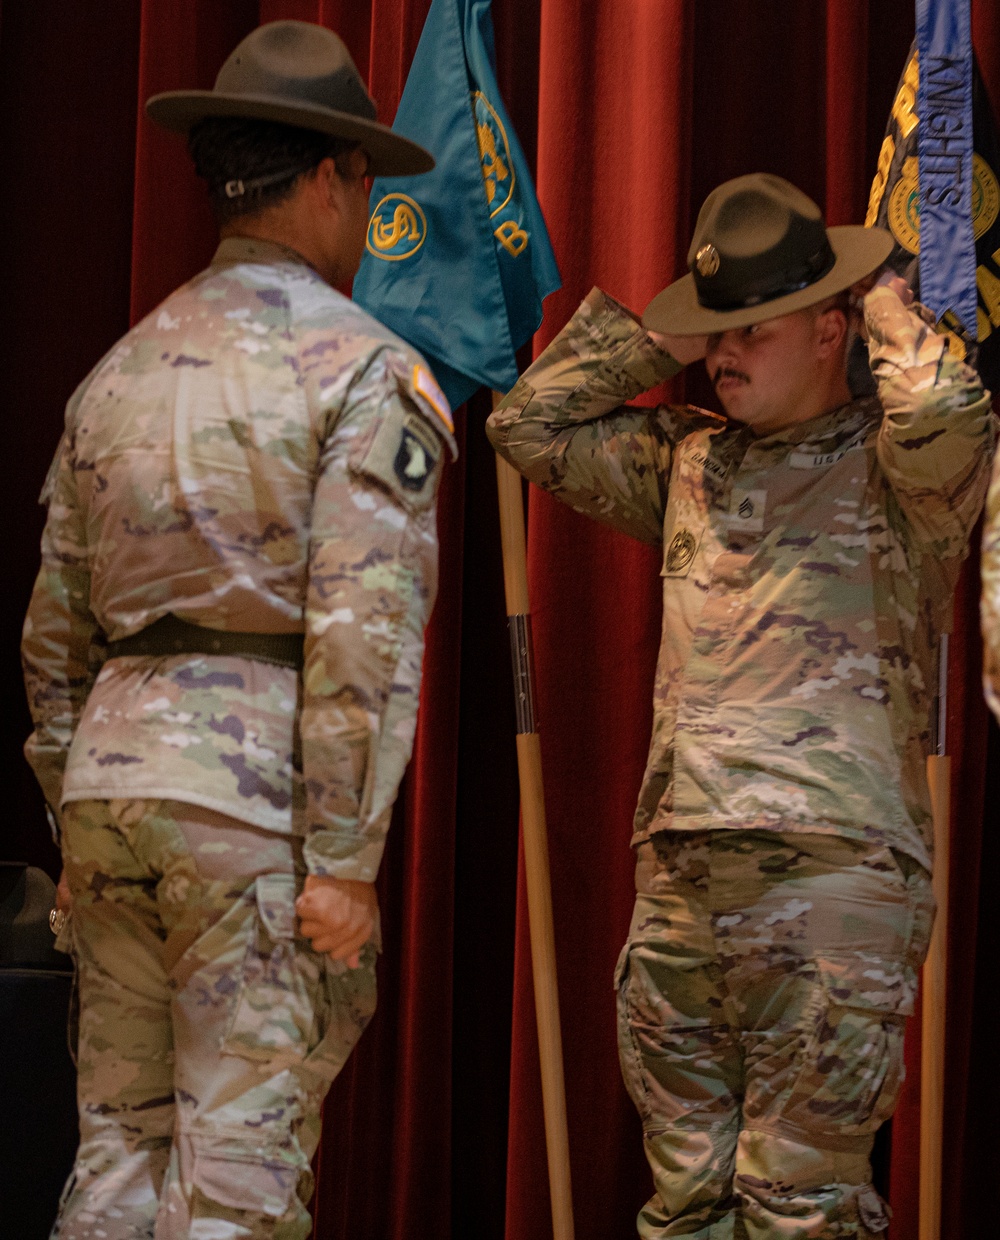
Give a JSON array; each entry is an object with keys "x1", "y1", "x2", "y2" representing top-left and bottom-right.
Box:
[
  {"x1": 983, "y1": 459, "x2": 1000, "y2": 721},
  {"x1": 299, "y1": 347, "x2": 453, "y2": 883},
  {"x1": 867, "y1": 282, "x2": 995, "y2": 558},
  {"x1": 486, "y1": 288, "x2": 695, "y2": 546}
]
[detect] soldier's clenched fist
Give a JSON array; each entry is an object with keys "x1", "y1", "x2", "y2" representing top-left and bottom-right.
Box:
[{"x1": 296, "y1": 875, "x2": 379, "y2": 967}]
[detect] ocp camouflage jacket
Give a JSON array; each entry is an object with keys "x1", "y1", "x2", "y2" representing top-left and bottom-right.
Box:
[
  {"x1": 22, "y1": 237, "x2": 455, "y2": 881},
  {"x1": 488, "y1": 286, "x2": 993, "y2": 868}
]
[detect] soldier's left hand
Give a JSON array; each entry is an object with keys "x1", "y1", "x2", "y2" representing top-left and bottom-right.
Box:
[
  {"x1": 647, "y1": 329, "x2": 709, "y2": 366},
  {"x1": 851, "y1": 271, "x2": 914, "y2": 340},
  {"x1": 296, "y1": 875, "x2": 378, "y2": 967}
]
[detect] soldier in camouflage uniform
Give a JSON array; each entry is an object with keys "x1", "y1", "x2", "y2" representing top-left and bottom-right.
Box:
[
  {"x1": 21, "y1": 22, "x2": 455, "y2": 1239},
  {"x1": 489, "y1": 175, "x2": 994, "y2": 1238},
  {"x1": 982, "y1": 434, "x2": 1000, "y2": 722}
]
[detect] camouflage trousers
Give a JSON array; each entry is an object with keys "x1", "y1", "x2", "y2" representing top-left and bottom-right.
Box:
[
  {"x1": 615, "y1": 830, "x2": 934, "y2": 1240},
  {"x1": 53, "y1": 798, "x2": 376, "y2": 1240}
]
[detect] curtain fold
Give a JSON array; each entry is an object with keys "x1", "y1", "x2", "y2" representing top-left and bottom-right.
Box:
[{"x1": 504, "y1": 5, "x2": 696, "y2": 1237}]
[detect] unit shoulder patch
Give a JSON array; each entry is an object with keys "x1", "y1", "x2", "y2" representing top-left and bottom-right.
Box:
[
  {"x1": 394, "y1": 415, "x2": 440, "y2": 492},
  {"x1": 355, "y1": 399, "x2": 444, "y2": 513}
]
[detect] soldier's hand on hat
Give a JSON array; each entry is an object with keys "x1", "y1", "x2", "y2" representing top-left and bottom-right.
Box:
[
  {"x1": 873, "y1": 270, "x2": 914, "y2": 304},
  {"x1": 296, "y1": 875, "x2": 378, "y2": 967},
  {"x1": 646, "y1": 329, "x2": 709, "y2": 366},
  {"x1": 849, "y1": 271, "x2": 914, "y2": 340}
]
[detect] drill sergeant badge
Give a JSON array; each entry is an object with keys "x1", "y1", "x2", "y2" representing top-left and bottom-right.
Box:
[{"x1": 663, "y1": 526, "x2": 700, "y2": 577}]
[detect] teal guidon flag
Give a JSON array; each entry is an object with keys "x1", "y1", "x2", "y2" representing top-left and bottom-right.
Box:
[{"x1": 352, "y1": 0, "x2": 561, "y2": 410}]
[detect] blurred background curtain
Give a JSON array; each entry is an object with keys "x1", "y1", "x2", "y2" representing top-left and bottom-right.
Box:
[{"x1": 0, "y1": 3, "x2": 996, "y2": 1238}]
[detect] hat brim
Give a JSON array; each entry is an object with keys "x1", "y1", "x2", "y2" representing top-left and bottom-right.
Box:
[
  {"x1": 145, "y1": 90, "x2": 435, "y2": 177},
  {"x1": 641, "y1": 226, "x2": 895, "y2": 335}
]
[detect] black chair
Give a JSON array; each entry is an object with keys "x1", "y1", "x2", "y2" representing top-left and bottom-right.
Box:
[{"x1": 0, "y1": 862, "x2": 78, "y2": 1236}]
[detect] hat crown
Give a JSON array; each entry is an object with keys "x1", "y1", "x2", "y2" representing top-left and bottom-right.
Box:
[
  {"x1": 688, "y1": 174, "x2": 835, "y2": 312},
  {"x1": 215, "y1": 21, "x2": 376, "y2": 123}
]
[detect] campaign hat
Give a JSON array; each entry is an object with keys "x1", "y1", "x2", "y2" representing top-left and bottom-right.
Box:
[
  {"x1": 643, "y1": 174, "x2": 893, "y2": 334},
  {"x1": 146, "y1": 20, "x2": 433, "y2": 177}
]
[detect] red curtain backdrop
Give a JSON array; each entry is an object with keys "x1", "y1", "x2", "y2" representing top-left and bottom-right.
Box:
[{"x1": 1, "y1": 3, "x2": 997, "y2": 1239}]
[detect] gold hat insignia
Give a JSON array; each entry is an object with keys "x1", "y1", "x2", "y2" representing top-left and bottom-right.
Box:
[{"x1": 696, "y1": 243, "x2": 720, "y2": 277}]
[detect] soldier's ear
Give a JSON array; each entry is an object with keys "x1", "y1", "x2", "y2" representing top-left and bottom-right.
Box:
[
  {"x1": 814, "y1": 305, "x2": 848, "y2": 359},
  {"x1": 314, "y1": 157, "x2": 340, "y2": 208}
]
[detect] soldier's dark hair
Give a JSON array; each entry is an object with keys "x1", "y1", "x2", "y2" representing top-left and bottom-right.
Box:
[
  {"x1": 814, "y1": 289, "x2": 853, "y2": 319},
  {"x1": 188, "y1": 117, "x2": 360, "y2": 225}
]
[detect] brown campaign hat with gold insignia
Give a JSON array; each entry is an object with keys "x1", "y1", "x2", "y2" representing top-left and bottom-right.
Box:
[
  {"x1": 643, "y1": 174, "x2": 893, "y2": 335},
  {"x1": 146, "y1": 20, "x2": 434, "y2": 178}
]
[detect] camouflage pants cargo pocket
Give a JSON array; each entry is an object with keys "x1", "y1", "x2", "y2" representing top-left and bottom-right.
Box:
[
  {"x1": 223, "y1": 872, "x2": 325, "y2": 1067},
  {"x1": 768, "y1": 955, "x2": 908, "y2": 1148},
  {"x1": 190, "y1": 1138, "x2": 303, "y2": 1221},
  {"x1": 615, "y1": 891, "x2": 740, "y2": 1140},
  {"x1": 302, "y1": 947, "x2": 378, "y2": 1081}
]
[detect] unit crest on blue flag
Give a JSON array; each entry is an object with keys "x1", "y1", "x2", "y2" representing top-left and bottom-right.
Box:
[
  {"x1": 866, "y1": 29, "x2": 1000, "y2": 390},
  {"x1": 367, "y1": 193, "x2": 427, "y2": 261},
  {"x1": 474, "y1": 90, "x2": 526, "y2": 256},
  {"x1": 352, "y1": 0, "x2": 560, "y2": 411}
]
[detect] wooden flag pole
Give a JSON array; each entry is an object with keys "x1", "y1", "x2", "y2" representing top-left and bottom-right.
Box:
[
  {"x1": 493, "y1": 394, "x2": 575, "y2": 1240},
  {"x1": 919, "y1": 633, "x2": 950, "y2": 1240}
]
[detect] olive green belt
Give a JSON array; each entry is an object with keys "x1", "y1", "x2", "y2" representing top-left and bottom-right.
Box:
[{"x1": 105, "y1": 614, "x2": 304, "y2": 670}]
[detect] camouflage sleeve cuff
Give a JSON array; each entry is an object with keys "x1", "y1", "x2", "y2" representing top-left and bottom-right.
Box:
[
  {"x1": 578, "y1": 287, "x2": 686, "y2": 391},
  {"x1": 867, "y1": 284, "x2": 994, "y2": 552},
  {"x1": 865, "y1": 285, "x2": 983, "y2": 398},
  {"x1": 489, "y1": 287, "x2": 681, "y2": 441},
  {"x1": 302, "y1": 829, "x2": 385, "y2": 883}
]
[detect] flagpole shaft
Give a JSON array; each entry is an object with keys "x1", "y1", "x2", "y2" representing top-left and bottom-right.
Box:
[
  {"x1": 919, "y1": 636, "x2": 950, "y2": 1240},
  {"x1": 494, "y1": 408, "x2": 575, "y2": 1240}
]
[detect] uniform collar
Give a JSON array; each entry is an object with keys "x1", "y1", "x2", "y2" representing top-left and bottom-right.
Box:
[
  {"x1": 211, "y1": 235, "x2": 318, "y2": 272},
  {"x1": 737, "y1": 395, "x2": 881, "y2": 448}
]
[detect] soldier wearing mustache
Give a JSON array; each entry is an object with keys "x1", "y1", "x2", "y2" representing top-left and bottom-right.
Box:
[{"x1": 489, "y1": 174, "x2": 994, "y2": 1238}]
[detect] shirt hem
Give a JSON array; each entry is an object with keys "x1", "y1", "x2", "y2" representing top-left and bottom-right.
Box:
[
  {"x1": 632, "y1": 817, "x2": 932, "y2": 872},
  {"x1": 61, "y1": 785, "x2": 296, "y2": 836}
]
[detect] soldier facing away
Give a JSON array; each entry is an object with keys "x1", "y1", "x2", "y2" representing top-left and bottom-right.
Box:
[
  {"x1": 21, "y1": 21, "x2": 455, "y2": 1239},
  {"x1": 488, "y1": 174, "x2": 994, "y2": 1238}
]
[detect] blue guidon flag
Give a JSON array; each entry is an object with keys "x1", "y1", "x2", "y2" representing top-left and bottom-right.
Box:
[
  {"x1": 914, "y1": 0, "x2": 977, "y2": 335},
  {"x1": 352, "y1": 0, "x2": 561, "y2": 410},
  {"x1": 866, "y1": 0, "x2": 1000, "y2": 387}
]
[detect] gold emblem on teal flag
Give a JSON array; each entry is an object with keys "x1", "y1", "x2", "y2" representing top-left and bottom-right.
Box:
[
  {"x1": 366, "y1": 193, "x2": 428, "y2": 261},
  {"x1": 351, "y1": 0, "x2": 561, "y2": 410},
  {"x1": 475, "y1": 91, "x2": 514, "y2": 216}
]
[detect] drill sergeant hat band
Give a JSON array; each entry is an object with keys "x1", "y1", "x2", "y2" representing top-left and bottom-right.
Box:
[
  {"x1": 220, "y1": 162, "x2": 318, "y2": 199},
  {"x1": 643, "y1": 173, "x2": 894, "y2": 335},
  {"x1": 146, "y1": 20, "x2": 434, "y2": 178}
]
